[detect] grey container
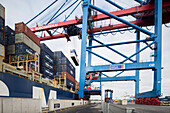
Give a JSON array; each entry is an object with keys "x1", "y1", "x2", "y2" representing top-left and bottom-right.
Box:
[
  {"x1": 0, "y1": 4, "x2": 5, "y2": 19},
  {"x1": 15, "y1": 33, "x2": 40, "y2": 54},
  {"x1": 6, "y1": 45, "x2": 15, "y2": 55}
]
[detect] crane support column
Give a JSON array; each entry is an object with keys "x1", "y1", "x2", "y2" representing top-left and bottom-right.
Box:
[
  {"x1": 153, "y1": 0, "x2": 162, "y2": 96},
  {"x1": 135, "y1": 30, "x2": 140, "y2": 97},
  {"x1": 79, "y1": 0, "x2": 90, "y2": 99}
]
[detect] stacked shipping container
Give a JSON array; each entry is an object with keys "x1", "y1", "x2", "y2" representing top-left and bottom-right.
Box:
[
  {"x1": 5, "y1": 22, "x2": 40, "y2": 56},
  {"x1": 40, "y1": 43, "x2": 54, "y2": 79},
  {"x1": 4, "y1": 22, "x2": 40, "y2": 72},
  {"x1": 54, "y1": 51, "x2": 76, "y2": 90}
]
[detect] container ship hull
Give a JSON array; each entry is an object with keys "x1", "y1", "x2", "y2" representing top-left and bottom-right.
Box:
[{"x1": 0, "y1": 72, "x2": 78, "y2": 107}]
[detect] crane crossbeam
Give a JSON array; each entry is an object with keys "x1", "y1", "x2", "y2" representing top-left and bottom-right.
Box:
[
  {"x1": 31, "y1": 1, "x2": 170, "y2": 32},
  {"x1": 40, "y1": 15, "x2": 170, "y2": 41}
]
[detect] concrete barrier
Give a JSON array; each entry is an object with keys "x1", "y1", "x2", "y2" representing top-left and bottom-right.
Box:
[
  {"x1": 0, "y1": 97, "x2": 41, "y2": 113},
  {"x1": 90, "y1": 100, "x2": 101, "y2": 104},
  {"x1": 102, "y1": 102, "x2": 136, "y2": 113},
  {"x1": 0, "y1": 98, "x2": 2, "y2": 113},
  {"x1": 48, "y1": 99, "x2": 89, "y2": 111}
]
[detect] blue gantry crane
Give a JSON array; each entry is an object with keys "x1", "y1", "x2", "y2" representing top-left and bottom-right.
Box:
[
  {"x1": 27, "y1": 0, "x2": 170, "y2": 105},
  {"x1": 79, "y1": 0, "x2": 163, "y2": 105}
]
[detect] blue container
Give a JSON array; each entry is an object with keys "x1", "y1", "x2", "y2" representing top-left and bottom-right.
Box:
[
  {"x1": 54, "y1": 51, "x2": 65, "y2": 58},
  {"x1": 0, "y1": 17, "x2": 4, "y2": 32},
  {"x1": 41, "y1": 43, "x2": 54, "y2": 58},
  {"x1": 55, "y1": 57, "x2": 75, "y2": 72},
  {"x1": 5, "y1": 26, "x2": 15, "y2": 45},
  {"x1": 30, "y1": 62, "x2": 40, "y2": 69},
  {"x1": 66, "y1": 79, "x2": 75, "y2": 88},
  {"x1": 56, "y1": 64, "x2": 75, "y2": 78},
  {"x1": 40, "y1": 59, "x2": 54, "y2": 70},
  {"x1": 0, "y1": 17, "x2": 4, "y2": 45},
  {"x1": 40, "y1": 67, "x2": 54, "y2": 78},
  {"x1": 41, "y1": 51, "x2": 54, "y2": 64},
  {"x1": 0, "y1": 31, "x2": 4, "y2": 45},
  {"x1": 15, "y1": 43, "x2": 35, "y2": 55}
]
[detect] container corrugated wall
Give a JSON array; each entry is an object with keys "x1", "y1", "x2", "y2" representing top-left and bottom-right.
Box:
[
  {"x1": 15, "y1": 33, "x2": 40, "y2": 54},
  {"x1": 40, "y1": 43, "x2": 54, "y2": 79},
  {"x1": 0, "y1": 4, "x2": 5, "y2": 20},
  {"x1": 6, "y1": 43, "x2": 35, "y2": 55},
  {"x1": 0, "y1": 4, "x2": 5, "y2": 45},
  {"x1": 0, "y1": 4, "x2": 5, "y2": 58},
  {"x1": 0, "y1": 18, "x2": 5, "y2": 45},
  {"x1": 5, "y1": 26, "x2": 15, "y2": 45},
  {"x1": 40, "y1": 67, "x2": 54, "y2": 79},
  {"x1": 41, "y1": 43, "x2": 54, "y2": 58}
]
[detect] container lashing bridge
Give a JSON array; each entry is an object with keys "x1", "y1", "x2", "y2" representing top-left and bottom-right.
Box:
[{"x1": 27, "y1": 0, "x2": 170, "y2": 105}]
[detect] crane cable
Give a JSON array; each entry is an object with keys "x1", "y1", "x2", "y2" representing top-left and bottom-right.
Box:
[{"x1": 26, "y1": 0, "x2": 59, "y2": 25}]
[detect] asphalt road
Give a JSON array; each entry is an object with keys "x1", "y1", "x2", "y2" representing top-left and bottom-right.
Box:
[
  {"x1": 127, "y1": 104, "x2": 170, "y2": 113},
  {"x1": 54, "y1": 103, "x2": 102, "y2": 113},
  {"x1": 111, "y1": 103, "x2": 170, "y2": 113}
]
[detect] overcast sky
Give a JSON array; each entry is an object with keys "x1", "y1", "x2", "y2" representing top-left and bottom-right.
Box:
[{"x1": 1, "y1": 0, "x2": 170, "y2": 100}]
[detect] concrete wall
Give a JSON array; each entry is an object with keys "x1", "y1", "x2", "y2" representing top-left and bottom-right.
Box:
[
  {"x1": 0, "y1": 98, "x2": 2, "y2": 113},
  {"x1": 0, "y1": 97, "x2": 41, "y2": 113},
  {"x1": 49, "y1": 99, "x2": 89, "y2": 111},
  {"x1": 102, "y1": 102, "x2": 135, "y2": 113}
]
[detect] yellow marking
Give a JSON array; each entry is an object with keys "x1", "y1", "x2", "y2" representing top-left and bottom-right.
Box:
[
  {"x1": 54, "y1": 110, "x2": 56, "y2": 113},
  {"x1": 60, "y1": 109, "x2": 62, "y2": 111}
]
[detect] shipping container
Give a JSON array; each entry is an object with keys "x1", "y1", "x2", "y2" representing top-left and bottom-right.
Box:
[
  {"x1": 40, "y1": 43, "x2": 54, "y2": 58},
  {"x1": 0, "y1": 4, "x2": 5, "y2": 20},
  {"x1": 40, "y1": 67, "x2": 54, "y2": 77},
  {"x1": 0, "y1": 17, "x2": 4, "y2": 45},
  {"x1": 0, "y1": 30, "x2": 4, "y2": 45},
  {"x1": 16, "y1": 43, "x2": 35, "y2": 55},
  {"x1": 55, "y1": 71, "x2": 76, "y2": 83},
  {"x1": 54, "y1": 51, "x2": 65, "y2": 58},
  {"x1": 15, "y1": 22, "x2": 40, "y2": 46},
  {"x1": 40, "y1": 59, "x2": 53, "y2": 70},
  {"x1": 41, "y1": 50, "x2": 54, "y2": 64},
  {"x1": 56, "y1": 64, "x2": 75, "y2": 77},
  {"x1": 15, "y1": 33, "x2": 40, "y2": 54},
  {"x1": 6, "y1": 43, "x2": 35, "y2": 55},
  {"x1": 0, "y1": 17, "x2": 5, "y2": 31},
  {"x1": 6, "y1": 45, "x2": 15, "y2": 55},
  {"x1": 66, "y1": 79, "x2": 75, "y2": 88},
  {"x1": 54, "y1": 57, "x2": 75, "y2": 71},
  {"x1": 5, "y1": 26, "x2": 15, "y2": 45}
]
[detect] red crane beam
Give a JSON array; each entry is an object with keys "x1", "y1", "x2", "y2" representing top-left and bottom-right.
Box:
[
  {"x1": 40, "y1": 33, "x2": 68, "y2": 41},
  {"x1": 31, "y1": 1, "x2": 170, "y2": 32},
  {"x1": 40, "y1": 14, "x2": 170, "y2": 41}
]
